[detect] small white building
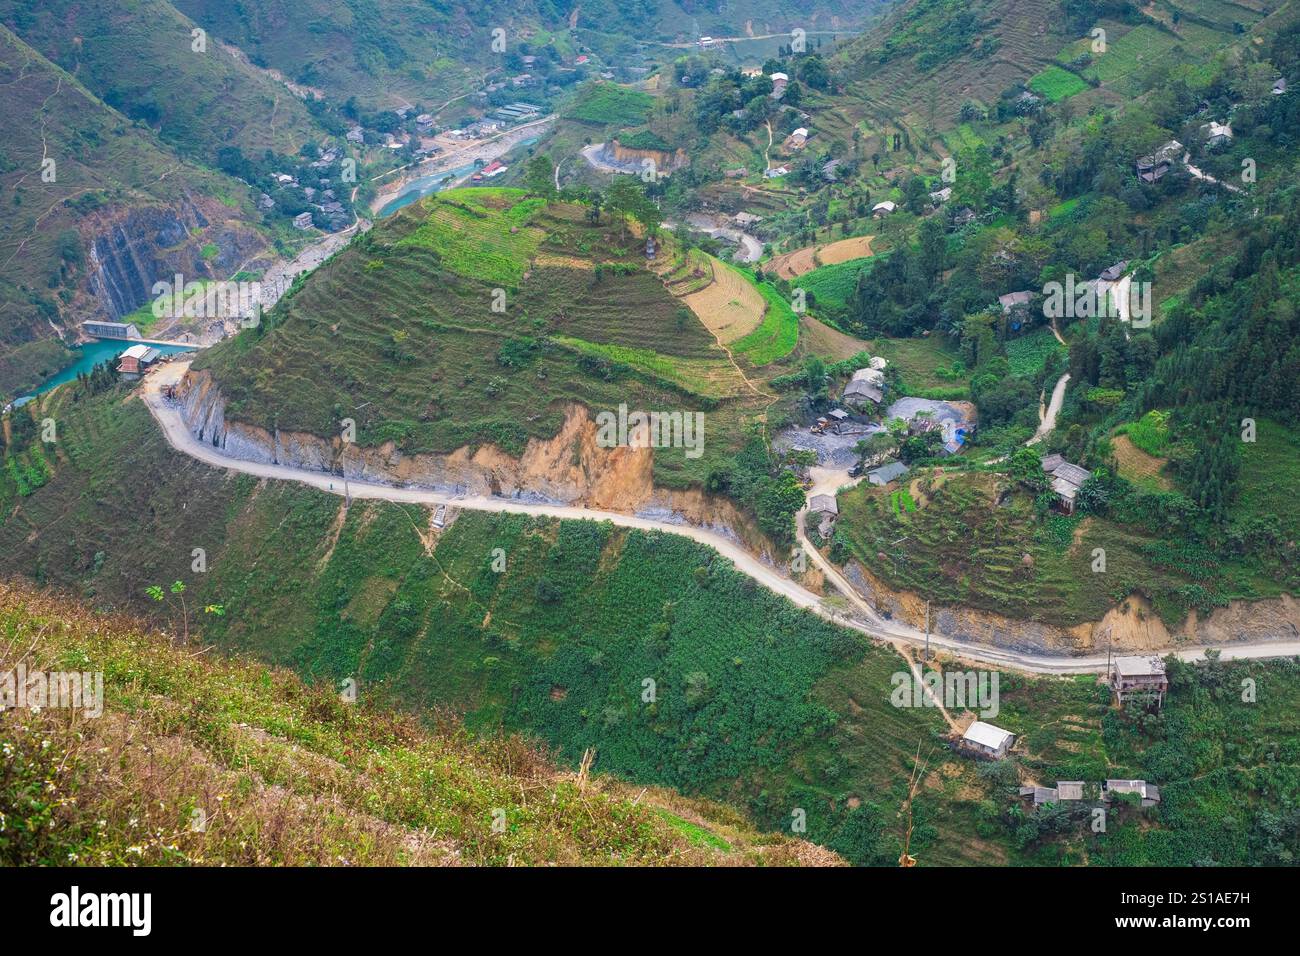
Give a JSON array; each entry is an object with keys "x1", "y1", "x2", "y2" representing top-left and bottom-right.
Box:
[
  {"x1": 958, "y1": 721, "x2": 1015, "y2": 760},
  {"x1": 872, "y1": 200, "x2": 897, "y2": 218}
]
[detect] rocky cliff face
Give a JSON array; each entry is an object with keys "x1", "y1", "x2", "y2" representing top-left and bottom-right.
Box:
[
  {"x1": 607, "y1": 139, "x2": 688, "y2": 173},
  {"x1": 82, "y1": 198, "x2": 268, "y2": 323},
  {"x1": 177, "y1": 367, "x2": 775, "y2": 559},
  {"x1": 842, "y1": 558, "x2": 1300, "y2": 656}
]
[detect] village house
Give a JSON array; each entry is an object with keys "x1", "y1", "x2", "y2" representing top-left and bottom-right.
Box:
[
  {"x1": 827, "y1": 408, "x2": 851, "y2": 431},
  {"x1": 953, "y1": 206, "x2": 977, "y2": 227},
  {"x1": 1110, "y1": 655, "x2": 1169, "y2": 708},
  {"x1": 807, "y1": 493, "x2": 839, "y2": 538},
  {"x1": 868, "y1": 461, "x2": 910, "y2": 487},
  {"x1": 1135, "y1": 140, "x2": 1183, "y2": 183},
  {"x1": 929, "y1": 186, "x2": 952, "y2": 206},
  {"x1": 1019, "y1": 780, "x2": 1089, "y2": 805},
  {"x1": 1098, "y1": 260, "x2": 1128, "y2": 283},
  {"x1": 1040, "y1": 454, "x2": 1092, "y2": 514},
  {"x1": 1018, "y1": 779, "x2": 1163, "y2": 807},
  {"x1": 733, "y1": 212, "x2": 762, "y2": 227},
  {"x1": 872, "y1": 200, "x2": 897, "y2": 218},
  {"x1": 957, "y1": 721, "x2": 1015, "y2": 760},
  {"x1": 785, "y1": 127, "x2": 809, "y2": 150},
  {"x1": 769, "y1": 72, "x2": 788, "y2": 98},
  {"x1": 998, "y1": 291, "x2": 1029, "y2": 329},
  {"x1": 1202, "y1": 121, "x2": 1233, "y2": 147},
  {"x1": 764, "y1": 165, "x2": 791, "y2": 179},
  {"x1": 821, "y1": 159, "x2": 841, "y2": 183},
  {"x1": 117, "y1": 344, "x2": 160, "y2": 380},
  {"x1": 889, "y1": 397, "x2": 976, "y2": 456},
  {"x1": 843, "y1": 366, "x2": 885, "y2": 407},
  {"x1": 292, "y1": 212, "x2": 314, "y2": 230}
]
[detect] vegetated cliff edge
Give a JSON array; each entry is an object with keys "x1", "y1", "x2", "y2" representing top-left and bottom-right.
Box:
[
  {"x1": 175, "y1": 366, "x2": 775, "y2": 558},
  {"x1": 842, "y1": 557, "x2": 1300, "y2": 656}
]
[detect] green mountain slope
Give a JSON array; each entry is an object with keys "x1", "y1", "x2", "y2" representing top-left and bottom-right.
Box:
[
  {"x1": 173, "y1": 0, "x2": 885, "y2": 108},
  {"x1": 0, "y1": 0, "x2": 324, "y2": 162},
  {"x1": 192, "y1": 186, "x2": 774, "y2": 490}
]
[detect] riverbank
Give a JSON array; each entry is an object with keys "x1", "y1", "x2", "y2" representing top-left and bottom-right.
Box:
[{"x1": 369, "y1": 116, "x2": 555, "y2": 216}]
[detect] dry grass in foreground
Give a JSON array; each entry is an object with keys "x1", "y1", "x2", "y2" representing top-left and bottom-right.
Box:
[{"x1": 0, "y1": 581, "x2": 842, "y2": 867}]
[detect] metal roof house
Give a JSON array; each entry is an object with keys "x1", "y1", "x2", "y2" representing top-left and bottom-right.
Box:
[
  {"x1": 998, "y1": 290, "x2": 1034, "y2": 314},
  {"x1": 843, "y1": 367, "x2": 886, "y2": 407},
  {"x1": 1041, "y1": 457, "x2": 1093, "y2": 514},
  {"x1": 1202, "y1": 121, "x2": 1233, "y2": 146},
  {"x1": 117, "y1": 344, "x2": 161, "y2": 380},
  {"x1": 808, "y1": 494, "x2": 838, "y2": 517},
  {"x1": 957, "y1": 721, "x2": 1014, "y2": 760},
  {"x1": 1104, "y1": 779, "x2": 1162, "y2": 807},
  {"x1": 867, "y1": 462, "x2": 910, "y2": 486},
  {"x1": 1099, "y1": 260, "x2": 1129, "y2": 282},
  {"x1": 1136, "y1": 140, "x2": 1183, "y2": 183},
  {"x1": 872, "y1": 200, "x2": 897, "y2": 217}
]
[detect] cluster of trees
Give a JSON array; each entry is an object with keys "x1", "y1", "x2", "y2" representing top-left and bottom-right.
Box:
[{"x1": 707, "y1": 431, "x2": 806, "y2": 543}]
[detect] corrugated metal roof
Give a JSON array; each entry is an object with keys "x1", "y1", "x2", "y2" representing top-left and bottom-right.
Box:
[
  {"x1": 962, "y1": 721, "x2": 1013, "y2": 750},
  {"x1": 808, "y1": 494, "x2": 838, "y2": 515}
]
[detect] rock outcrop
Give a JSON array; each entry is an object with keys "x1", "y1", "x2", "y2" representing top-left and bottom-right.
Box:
[
  {"x1": 843, "y1": 557, "x2": 1300, "y2": 656},
  {"x1": 177, "y1": 367, "x2": 774, "y2": 560},
  {"x1": 83, "y1": 199, "x2": 268, "y2": 322}
]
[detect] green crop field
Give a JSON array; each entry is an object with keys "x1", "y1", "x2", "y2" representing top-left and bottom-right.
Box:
[
  {"x1": 1028, "y1": 65, "x2": 1089, "y2": 102},
  {"x1": 565, "y1": 82, "x2": 655, "y2": 126},
  {"x1": 396, "y1": 189, "x2": 548, "y2": 284},
  {"x1": 1005, "y1": 325, "x2": 1067, "y2": 377},
  {"x1": 832, "y1": 469, "x2": 1266, "y2": 628},
  {"x1": 1059, "y1": 23, "x2": 1233, "y2": 96},
  {"x1": 800, "y1": 257, "x2": 883, "y2": 315},
  {"x1": 732, "y1": 281, "x2": 801, "y2": 366}
]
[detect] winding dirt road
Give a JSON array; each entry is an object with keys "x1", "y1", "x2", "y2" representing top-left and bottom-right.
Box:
[
  {"x1": 1027, "y1": 372, "x2": 1070, "y2": 447},
  {"x1": 140, "y1": 360, "x2": 1300, "y2": 675}
]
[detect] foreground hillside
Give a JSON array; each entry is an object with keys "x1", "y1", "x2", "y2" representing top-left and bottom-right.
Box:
[{"x1": 0, "y1": 580, "x2": 838, "y2": 866}]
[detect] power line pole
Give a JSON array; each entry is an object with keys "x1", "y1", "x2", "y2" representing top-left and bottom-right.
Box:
[{"x1": 924, "y1": 599, "x2": 931, "y2": 662}]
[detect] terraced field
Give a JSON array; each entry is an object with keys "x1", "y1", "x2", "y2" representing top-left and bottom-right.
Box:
[
  {"x1": 1056, "y1": 20, "x2": 1243, "y2": 96},
  {"x1": 731, "y1": 282, "x2": 801, "y2": 367},
  {"x1": 840, "y1": 0, "x2": 1061, "y2": 130},
  {"x1": 678, "y1": 255, "x2": 768, "y2": 344},
  {"x1": 1028, "y1": 64, "x2": 1089, "y2": 102},
  {"x1": 194, "y1": 190, "x2": 768, "y2": 485},
  {"x1": 769, "y1": 235, "x2": 876, "y2": 280},
  {"x1": 397, "y1": 189, "x2": 548, "y2": 284}
]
